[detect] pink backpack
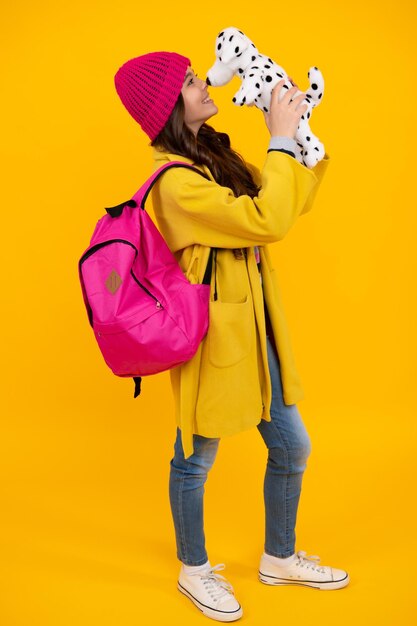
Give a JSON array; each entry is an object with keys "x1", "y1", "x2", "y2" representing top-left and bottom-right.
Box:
[{"x1": 78, "y1": 161, "x2": 217, "y2": 398}]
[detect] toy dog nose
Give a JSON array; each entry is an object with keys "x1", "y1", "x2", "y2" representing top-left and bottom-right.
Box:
[{"x1": 205, "y1": 76, "x2": 211, "y2": 85}]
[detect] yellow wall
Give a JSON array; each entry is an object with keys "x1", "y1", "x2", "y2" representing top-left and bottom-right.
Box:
[{"x1": 1, "y1": 1, "x2": 416, "y2": 624}]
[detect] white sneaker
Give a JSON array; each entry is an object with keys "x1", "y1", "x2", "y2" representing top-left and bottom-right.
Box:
[
  {"x1": 258, "y1": 550, "x2": 350, "y2": 590},
  {"x1": 178, "y1": 562, "x2": 243, "y2": 621}
]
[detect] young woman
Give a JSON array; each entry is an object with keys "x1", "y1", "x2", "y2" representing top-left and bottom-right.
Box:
[{"x1": 114, "y1": 51, "x2": 349, "y2": 622}]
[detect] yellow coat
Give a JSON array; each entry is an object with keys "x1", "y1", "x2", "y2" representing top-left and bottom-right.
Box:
[{"x1": 150, "y1": 145, "x2": 330, "y2": 459}]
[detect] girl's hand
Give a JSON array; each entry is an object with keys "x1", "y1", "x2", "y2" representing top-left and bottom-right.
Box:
[
  {"x1": 248, "y1": 76, "x2": 297, "y2": 106},
  {"x1": 248, "y1": 76, "x2": 298, "y2": 108},
  {"x1": 263, "y1": 79, "x2": 307, "y2": 139}
]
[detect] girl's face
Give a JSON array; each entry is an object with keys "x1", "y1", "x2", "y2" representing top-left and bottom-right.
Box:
[{"x1": 180, "y1": 66, "x2": 218, "y2": 136}]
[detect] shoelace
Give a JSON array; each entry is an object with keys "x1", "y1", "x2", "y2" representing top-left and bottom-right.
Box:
[
  {"x1": 295, "y1": 550, "x2": 327, "y2": 573},
  {"x1": 191, "y1": 563, "x2": 235, "y2": 602}
]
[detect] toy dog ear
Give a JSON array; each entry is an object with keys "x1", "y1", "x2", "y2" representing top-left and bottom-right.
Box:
[{"x1": 220, "y1": 31, "x2": 250, "y2": 64}]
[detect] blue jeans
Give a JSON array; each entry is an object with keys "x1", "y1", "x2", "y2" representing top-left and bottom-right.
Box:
[{"x1": 168, "y1": 334, "x2": 312, "y2": 565}]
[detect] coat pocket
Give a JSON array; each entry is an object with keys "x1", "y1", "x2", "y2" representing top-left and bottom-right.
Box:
[{"x1": 208, "y1": 295, "x2": 253, "y2": 368}]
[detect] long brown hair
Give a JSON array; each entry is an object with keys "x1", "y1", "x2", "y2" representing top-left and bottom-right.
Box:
[{"x1": 150, "y1": 92, "x2": 260, "y2": 260}]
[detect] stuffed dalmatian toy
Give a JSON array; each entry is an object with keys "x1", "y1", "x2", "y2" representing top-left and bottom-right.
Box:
[{"x1": 206, "y1": 26, "x2": 325, "y2": 168}]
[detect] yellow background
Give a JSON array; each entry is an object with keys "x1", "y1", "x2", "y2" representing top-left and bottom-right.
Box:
[{"x1": 1, "y1": 1, "x2": 416, "y2": 624}]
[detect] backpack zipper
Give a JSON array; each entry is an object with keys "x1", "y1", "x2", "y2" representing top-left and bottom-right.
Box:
[
  {"x1": 130, "y1": 270, "x2": 162, "y2": 308},
  {"x1": 79, "y1": 238, "x2": 163, "y2": 309}
]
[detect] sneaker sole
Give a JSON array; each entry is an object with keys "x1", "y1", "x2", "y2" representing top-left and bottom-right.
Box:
[
  {"x1": 177, "y1": 580, "x2": 243, "y2": 621},
  {"x1": 258, "y1": 570, "x2": 350, "y2": 590}
]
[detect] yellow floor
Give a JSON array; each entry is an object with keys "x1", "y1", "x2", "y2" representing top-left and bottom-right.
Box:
[{"x1": 1, "y1": 402, "x2": 415, "y2": 625}]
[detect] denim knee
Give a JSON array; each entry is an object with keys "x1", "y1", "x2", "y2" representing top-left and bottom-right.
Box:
[
  {"x1": 171, "y1": 428, "x2": 220, "y2": 475},
  {"x1": 268, "y1": 433, "x2": 312, "y2": 473}
]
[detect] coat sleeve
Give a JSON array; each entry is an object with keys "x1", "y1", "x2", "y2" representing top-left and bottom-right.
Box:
[
  {"x1": 246, "y1": 152, "x2": 330, "y2": 217},
  {"x1": 151, "y1": 150, "x2": 329, "y2": 251}
]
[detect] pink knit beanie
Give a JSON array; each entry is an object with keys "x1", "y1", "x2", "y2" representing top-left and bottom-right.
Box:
[{"x1": 114, "y1": 51, "x2": 191, "y2": 140}]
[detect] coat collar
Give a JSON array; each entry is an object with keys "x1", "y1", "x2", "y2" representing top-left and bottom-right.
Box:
[
  {"x1": 151, "y1": 146, "x2": 193, "y2": 163},
  {"x1": 151, "y1": 146, "x2": 214, "y2": 181}
]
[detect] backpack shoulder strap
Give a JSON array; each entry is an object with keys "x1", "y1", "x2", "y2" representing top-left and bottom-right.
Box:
[
  {"x1": 105, "y1": 162, "x2": 210, "y2": 217},
  {"x1": 133, "y1": 161, "x2": 211, "y2": 210},
  {"x1": 131, "y1": 161, "x2": 213, "y2": 400}
]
